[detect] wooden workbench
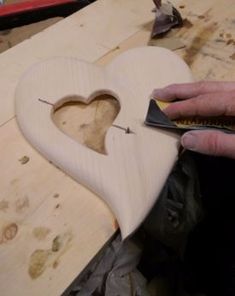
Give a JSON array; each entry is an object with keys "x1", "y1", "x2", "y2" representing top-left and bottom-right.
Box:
[{"x1": 0, "y1": 0, "x2": 234, "y2": 295}]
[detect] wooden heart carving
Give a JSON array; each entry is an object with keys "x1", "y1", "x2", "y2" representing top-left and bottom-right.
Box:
[
  {"x1": 53, "y1": 95, "x2": 120, "y2": 155},
  {"x1": 15, "y1": 47, "x2": 193, "y2": 239}
]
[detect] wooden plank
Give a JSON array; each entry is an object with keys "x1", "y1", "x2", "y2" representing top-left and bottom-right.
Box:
[
  {"x1": 0, "y1": 0, "x2": 154, "y2": 126},
  {"x1": 0, "y1": 1, "x2": 155, "y2": 295},
  {"x1": 0, "y1": 0, "x2": 235, "y2": 295},
  {"x1": 15, "y1": 48, "x2": 193, "y2": 239},
  {"x1": 97, "y1": 0, "x2": 235, "y2": 81},
  {"x1": 0, "y1": 119, "x2": 116, "y2": 296},
  {"x1": 0, "y1": 18, "x2": 62, "y2": 54},
  {"x1": 173, "y1": 0, "x2": 235, "y2": 80}
]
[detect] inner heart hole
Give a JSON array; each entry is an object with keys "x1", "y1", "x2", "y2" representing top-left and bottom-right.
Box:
[{"x1": 52, "y1": 94, "x2": 120, "y2": 155}]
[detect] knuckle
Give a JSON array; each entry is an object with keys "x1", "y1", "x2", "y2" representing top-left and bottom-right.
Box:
[
  {"x1": 224, "y1": 96, "x2": 235, "y2": 116},
  {"x1": 166, "y1": 84, "x2": 178, "y2": 93},
  {"x1": 224, "y1": 102, "x2": 232, "y2": 116},
  {"x1": 185, "y1": 98, "x2": 200, "y2": 116},
  {"x1": 205, "y1": 132, "x2": 223, "y2": 156},
  {"x1": 196, "y1": 81, "x2": 207, "y2": 92}
]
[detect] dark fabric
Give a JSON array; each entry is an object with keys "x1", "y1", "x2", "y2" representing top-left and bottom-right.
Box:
[
  {"x1": 138, "y1": 151, "x2": 204, "y2": 296},
  {"x1": 68, "y1": 153, "x2": 235, "y2": 296},
  {"x1": 183, "y1": 155, "x2": 235, "y2": 296},
  {"x1": 143, "y1": 151, "x2": 203, "y2": 255},
  {"x1": 69, "y1": 234, "x2": 149, "y2": 296},
  {"x1": 139, "y1": 154, "x2": 235, "y2": 296},
  {"x1": 68, "y1": 152, "x2": 203, "y2": 296}
]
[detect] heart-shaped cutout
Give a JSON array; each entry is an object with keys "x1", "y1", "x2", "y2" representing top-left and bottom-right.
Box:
[
  {"x1": 52, "y1": 95, "x2": 120, "y2": 154},
  {"x1": 15, "y1": 47, "x2": 193, "y2": 238}
]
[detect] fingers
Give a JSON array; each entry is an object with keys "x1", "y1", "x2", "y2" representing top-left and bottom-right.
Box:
[
  {"x1": 181, "y1": 130, "x2": 235, "y2": 159},
  {"x1": 152, "y1": 81, "x2": 235, "y2": 159},
  {"x1": 152, "y1": 81, "x2": 235, "y2": 101},
  {"x1": 163, "y1": 92, "x2": 235, "y2": 119}
]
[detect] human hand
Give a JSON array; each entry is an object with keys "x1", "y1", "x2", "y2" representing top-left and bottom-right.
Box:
[{"x1": 152, "y1": 81, "x2": 235, "y2": 159}]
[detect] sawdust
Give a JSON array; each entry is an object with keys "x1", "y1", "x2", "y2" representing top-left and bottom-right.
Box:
[
  {"x1": 83, "y1": 123, "x2": 108, "y2": 153},
  {"x1": 53, "y1": 193, "x2": 60, "y2": 198},
  {"x1": 4, "y1": 223, "x2": 18, "y2": 240},
  {"x1": 15, "y1": 196, "x2": 29, "y2": 213},
  {"x1": 0, "y1": 18, "x2": 62, "y2": 54},
  {"x1": 183, "y1": 23, "x2": 218, "y2": 66},
  {"x1": 52, "y1": 260, "x2": 59, "y2": 269},
  {"x1": 149, "y1": 37, "x2": 185, "y2": 51},
  {"x1": 227, "y1": 39, "x2": 235, "y2": 45},
  {"x1": 1, "y1": 223, "x2": 18, "y2": 242},
  {"x1": 52, "y1": 235, "x2": 62, "y2": 252},
  {"x1": 10, "y1": 178, "x2": 19, "y2": 185},
  {"x1": 33, "y1": 227, "x2": 51, "y2": 241},
  {"x1": 53, "y1": 95, "x2": 120, "y2": 154},
  {"x1": 0, "y1": 200, "x2": 9, "y2": 212},
  {"x1": 183, "y1": 18, "x2": 193, "y2": 29},
  {"x1": 19, "y1": 156, "x2": 30, "y2": 165},
  {"x1": 28, "y1": 250, "x2": 51, "y2": 279},
  {"x1": 81, "y1": 97, "x2": 120, "y2": 154},
  {"x1": 230, "y1": 53, "x2": 235, "y2": 60},
  {"x1": 29, "y1": 232, "x2": 73, "y2": 279}
]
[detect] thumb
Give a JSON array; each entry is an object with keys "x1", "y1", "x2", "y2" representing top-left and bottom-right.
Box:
[{"x1": 181, "y1": 130, "x2": 235, "y2": 159}]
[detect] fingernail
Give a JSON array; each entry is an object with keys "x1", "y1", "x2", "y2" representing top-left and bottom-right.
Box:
[
  {"x1": 181, "y1": 133, "x2": 198, "y2": 151},
  {"x1": 151, "y1": 88, "x2": 163, "y2": 98}
]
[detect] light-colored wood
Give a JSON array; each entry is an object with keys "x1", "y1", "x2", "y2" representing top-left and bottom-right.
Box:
[
  {"x1": 0, "y1": 1, "x2": 156, "y2": 295},
  {"x1": 53, "y1": 95, "x2": 120, "y2": 154},
  {"x1": 0, "y1": 0, "x2": 154, "y2": 126},
  {"x1": 0, "y1": 18, "x2": 63, "y2": 54},
  {"x1": 15, "y1": 47, "x2": 193, "y2": 238},
  {"x1": 1, "y1": 0, "x2": 235, "y2": 295},
  {"x1": 95, "y1": 0, "x2": 235, "y2": 81}
]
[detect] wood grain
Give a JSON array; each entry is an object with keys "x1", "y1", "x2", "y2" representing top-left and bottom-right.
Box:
[
  {"x1": 0, "y1": 1, "x2": 155, "y2": 295},
  {"x1": 15, "y1": 47, "x2": 193, "y2": 238},
  {"x1": 0, "y1": 0, "x2": 154, "y2": 126},
  {"x1": 53, "y1": 95, "x2": 120, "y2": 154},
  {"x1": 0, "y1": 0, "x2": 235, "y2": 295}
]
